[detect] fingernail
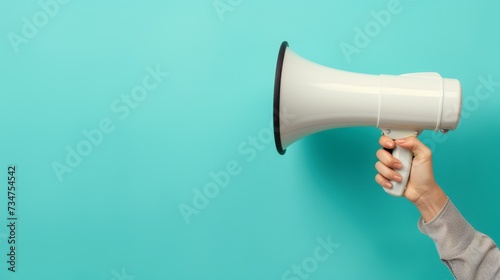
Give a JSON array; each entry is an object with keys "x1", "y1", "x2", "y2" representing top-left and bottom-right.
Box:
[
  {"x1": 385, "y1": 182, "x2": 393, "y2": 188},
  {"x1": 394, "y1": 162, "x2": 402, "y2": 169},
  {"x1": 395, "y1": 139, "x2": 405, "y2": 144},
  {"x1": 394, "y1": 175, "x2": 402, "y2": 182},
  {"x1": 385, "y1": 141, "x2": 394, "y2": 148}
]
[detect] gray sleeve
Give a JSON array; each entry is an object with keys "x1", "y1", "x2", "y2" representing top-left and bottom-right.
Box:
[{"x1": 418, "y1": 198, "x2": 500, "y2": 280}]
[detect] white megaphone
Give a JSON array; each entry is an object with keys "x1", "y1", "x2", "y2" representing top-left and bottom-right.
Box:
[{"x1": 273, "y1": 41, "x2": 462, "y2": 196}]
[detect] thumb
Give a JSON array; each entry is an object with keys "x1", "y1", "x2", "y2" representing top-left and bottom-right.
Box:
[{"x1": 394, "y1": 136, "x2": 431, "y2": 159}]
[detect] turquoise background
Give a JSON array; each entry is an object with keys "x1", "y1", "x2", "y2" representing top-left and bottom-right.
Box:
[{"x1": 1, "y1": 0, "x2": 499, "y2": 279}]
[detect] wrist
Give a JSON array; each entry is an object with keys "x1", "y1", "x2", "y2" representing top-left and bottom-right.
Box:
[{"x1": 413, "y1": 184, "x2": 447, "y2": 223}]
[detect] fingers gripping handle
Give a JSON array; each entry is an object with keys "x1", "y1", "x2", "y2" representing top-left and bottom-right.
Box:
[
  {"x1": 381, "y1": 129, "x2": 421, "y2": 197},
  {"x1": 384, "y1": 145, "x2": 413, "y2": 196}
]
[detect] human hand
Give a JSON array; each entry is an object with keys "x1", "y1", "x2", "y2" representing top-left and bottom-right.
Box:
[{"x1": 375, "y1": 135, "x2": 447, "y2": 221}]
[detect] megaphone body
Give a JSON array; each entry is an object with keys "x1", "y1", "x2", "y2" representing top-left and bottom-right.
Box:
[{"x1": 273, "y1": 41, "x2": 462, "y2": 196}]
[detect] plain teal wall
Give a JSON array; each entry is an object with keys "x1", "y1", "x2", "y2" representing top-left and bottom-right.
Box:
[{"x1": 1, "y1": 0, "x2": 499, "y2": 279}]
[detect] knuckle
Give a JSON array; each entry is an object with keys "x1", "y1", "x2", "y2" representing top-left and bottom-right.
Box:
[
  {"x1": 384, "y1": 169, "x2": 396, "y2": 179},
  {"x1": 375, "y1": 161, "x2": 386, "y2": 170},
  {"x1": 421, "y1": 147, "x2": 432, "y2": 158}
]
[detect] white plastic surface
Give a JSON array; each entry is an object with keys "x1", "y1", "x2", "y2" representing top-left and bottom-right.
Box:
[
  {"x1": 277, "y1": 46, "x2": 462, "y2": 150},
  {"x1": 275, "y1": 44, "x2": 463, "y2": 196}
]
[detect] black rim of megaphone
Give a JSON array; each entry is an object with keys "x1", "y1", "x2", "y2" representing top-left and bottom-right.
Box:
[{"x1": 273, "y1": 41, "x2": 288, "y2": 155}]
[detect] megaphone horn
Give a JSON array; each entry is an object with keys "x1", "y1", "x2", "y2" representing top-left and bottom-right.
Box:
[{"x1": 273, "y1": 41, "x2": 462, "y2": 196}]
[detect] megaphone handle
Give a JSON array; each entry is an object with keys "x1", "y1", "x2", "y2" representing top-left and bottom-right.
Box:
[
  {"x1": 381, "y1": 129, "x2": 421, "y2": 197},
  {"x1": 385, "y1": 145, "x2": 413, "y2": 196}
]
